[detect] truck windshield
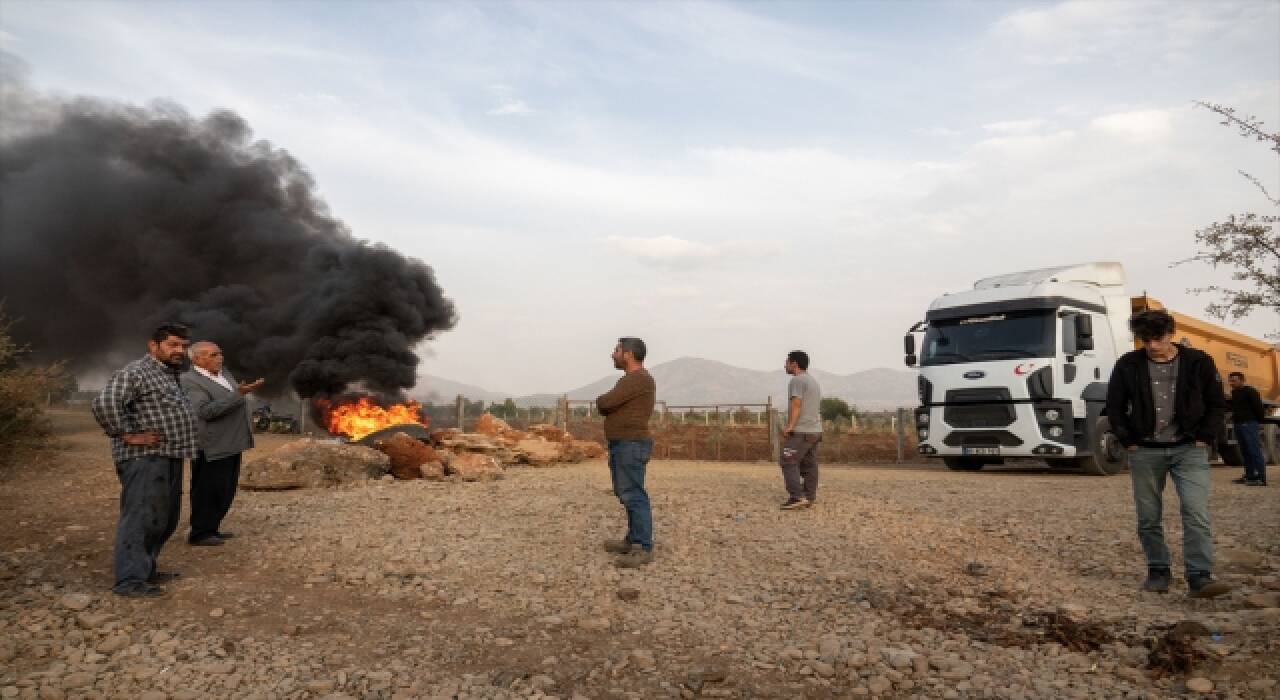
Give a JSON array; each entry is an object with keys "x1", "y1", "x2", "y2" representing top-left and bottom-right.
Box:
[{"x1": 921, "y1": 310, "x2": 1055, "y2": 366}]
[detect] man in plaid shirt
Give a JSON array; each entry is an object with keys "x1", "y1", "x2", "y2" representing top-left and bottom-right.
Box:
[{"x1": 92, "y1": 322, "x2": 199, "y2": 597}]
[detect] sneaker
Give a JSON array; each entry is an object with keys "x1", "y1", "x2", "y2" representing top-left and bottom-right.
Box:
[
  {"x1": 215, "y1": 531, "x2": 236, "y2": 539},
  {"x1": 1141, "y1": 568, "x2": 1171, "y2": 593},
  {"x1": 1245, "y1": 480, "x2": 1266, "y2": 487},
  {"x1": 147, "y1": 571, "x2": 182, "y2": 584},
  {"x1": 602, "y1": 539, "x2": 632, "y2": 554},
  {"x1": 113, "y1": 582, "x2": 165, "y2": 598},
  {"x1": 189, "y1": 535, "x2": 225, "y2": 547},
  {"x1": 614, "y1": 548, "x2": 653, "y2": 569},
  {"x1": 780, "y1": 498, "x2": 811, "y2": 510},
  {"x1": 1188, "y1": 575, "x2": 1232, "y2": 599},
  {"x1": 1231, "y1": 477, "x2": 1250, "y2": 484}
]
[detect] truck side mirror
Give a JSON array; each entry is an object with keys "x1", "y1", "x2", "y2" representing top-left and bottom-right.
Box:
[
  {"x1": 1075, "y1": 314, "x2": 1094, "y2": 351},
  {"x1": 905, "y1": 354, "x2": 917, "y2": 367},
  {"x1": 904, "y1": 335, "x2": 916, "y2": 355}
]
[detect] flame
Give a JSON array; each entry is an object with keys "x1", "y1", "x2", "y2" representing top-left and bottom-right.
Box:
[{"x1": 324, "y1": 397, "x2": 428, "y2": 441}]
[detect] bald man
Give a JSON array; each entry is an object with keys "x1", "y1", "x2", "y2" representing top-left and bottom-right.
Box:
[{"x1": 180, "y1": 342, "x2": 263, "y2": 546}]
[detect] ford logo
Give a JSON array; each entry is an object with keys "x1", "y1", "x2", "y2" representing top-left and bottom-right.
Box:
[{"x1": 963, "y1": 371, "x2": 986, "y2": 379}]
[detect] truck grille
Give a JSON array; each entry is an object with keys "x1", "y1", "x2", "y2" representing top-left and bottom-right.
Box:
[{"x1": 943, "y1": 388, "x2": 1016, "y2": 428}]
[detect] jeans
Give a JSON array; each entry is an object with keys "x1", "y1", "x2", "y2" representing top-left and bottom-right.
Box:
[
  {"x1": 780, "y1": 433, "x2": 821, "y2": 501},
  {"x1": 1128, "y1": 444, "x2": 1214, "y2": 578},
  {"x1": 1234, "y1": 421, "x2": 1267, "y2": 482},
  {"x1": 189, "y1": 452, "x2": 242, "y2": 542},
  {"x1": 608, "y1": 439, "x2": 653, "y2": 551},
  {"x1": 113, "y1": 456, "x2": 183, "y2": 590}
]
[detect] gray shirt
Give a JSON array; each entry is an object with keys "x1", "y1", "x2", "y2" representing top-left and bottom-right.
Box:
[
  {"x1": 1147, "y1": 356, "x2": 1182, "y2": 443},
  {"x1": 787, "y1": 373, "x2": 823, "y2": 434}
]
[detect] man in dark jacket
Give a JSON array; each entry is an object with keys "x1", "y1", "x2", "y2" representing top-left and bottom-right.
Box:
[
  {"x1": 1105, "y1": 309, "x2": 1231, "y2": 598},
  {"x1": 1227, "y1": 371, "x2": 1268, "y2": 486}
]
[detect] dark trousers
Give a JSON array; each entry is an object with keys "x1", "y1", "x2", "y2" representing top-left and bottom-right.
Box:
[
  {"x1": 1235, "y1": 421, "x2": 1267, "y2": 482},
  {"x1": 780, "y1": 433, "x2": 821, "y2": 501},
  {"x1": 113, "y1": 456, "x2": 183, "y2": 591},
  {"x1": 189, "y1": 452, "x2": 241, "y2": 542},
  {"x1": 608, "y1": 439, "x2": 654, "y2": 550}
]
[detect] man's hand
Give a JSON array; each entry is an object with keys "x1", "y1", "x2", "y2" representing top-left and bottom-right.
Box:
[
  {"x1": 1194, "y1": 441, "x2": 1208, "y2": 448},
  {"x1": 121, "y1": 431, "x2": 164, "y2": 446},
  {"x1": 238, "y1": 378, "x2": 266, "y2": 395},
  {"x1": 783, "y1": 428, "x2": 795, "y2": 438}
]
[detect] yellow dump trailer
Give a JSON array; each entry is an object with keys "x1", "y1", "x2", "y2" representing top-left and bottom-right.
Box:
[{"x1": 1133, "y1": 296, "x2": 1279, "y2": 464}]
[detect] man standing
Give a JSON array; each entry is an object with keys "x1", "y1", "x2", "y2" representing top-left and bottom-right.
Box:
[
  {"x1": 1105, "y1": 310, "x2": 1231, "y2": 598},
  {"x1": 596, "y1": 337, "x2": 657, "y2": 568},
  {"x1": 91, "y1": 323, "x2": 199, "y2": 597},
  {"x1": 779, "y1": 350, "x2": 822, "y2": 510},
  {"x1": 181, "y1": 341, "x2": 264, "y2": 546},
  {"x1": 1227, "y1": 371, "x2": 1268, "y2": 486}
]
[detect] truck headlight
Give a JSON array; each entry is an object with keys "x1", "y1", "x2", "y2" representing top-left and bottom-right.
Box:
[
  {"x1": 1044, "y1": 409, "x2": 1060, "y2": 421},
  {"x1": 1048, "y1": 426, "x2": 1064, "y2": 438},
  {"x1": 918, "y1": 429, "x2": 929, "y2": 440},
  {"x1": 917, "y1": 413, "x2": 929, "y2": 426}
]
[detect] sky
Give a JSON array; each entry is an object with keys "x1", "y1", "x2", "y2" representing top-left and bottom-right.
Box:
[{"x1": 2, "y1": 0, "x2": 1277, "y2": 396}]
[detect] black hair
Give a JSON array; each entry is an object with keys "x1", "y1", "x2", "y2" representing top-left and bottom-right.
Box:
[
  {"x1": 618, "y1": 337, "x2": 646, "y2": 363},
  {"x1": 1128, "y1": 310, "x2": 1176, "y2": 342},
  {"x1": 787, "y1": 350, "x2": 810, "y2": 370},
  {"x1": 151, "y1": 322, "x2": 191, "y2": 343},
  {"x1": 1228, "y1": 371, "x2": 1245, "y2": 381}
]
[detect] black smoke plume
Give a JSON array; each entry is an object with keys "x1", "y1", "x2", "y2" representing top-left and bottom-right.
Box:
[{"x1": 0, "y1": 54, "x2": 456, "y2": 397}]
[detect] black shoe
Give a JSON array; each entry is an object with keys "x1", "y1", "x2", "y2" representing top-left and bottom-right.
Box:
[
  {"x1": 148, "y1": 571, "x2": 182, "y2": 584},
  {"x1": 1141, "y1": 568, "x2": 1171, "y2": 593},
  {"x1": 190, "y1": 535, "x2": 225, "y2": 547},
  {"x1": 215, "y1": 531, "x2": 236, "y2": 539},
  {"x1": 1231, "y1": 477, "x2": 1250, "y2": 484},
  {"x1": 1245, "y1": 480, "x2": 1266, "y2": 486},
  {"x1": 1188, "y1": 574, "x2": 1232, "y2": 599},
  {"x1": 113, "y1": 582, "x2": 165, "y2": 598}
]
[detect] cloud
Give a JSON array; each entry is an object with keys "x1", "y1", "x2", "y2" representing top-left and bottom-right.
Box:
[
  {"x1": 487, "y1": 99, "x2": 532, "y2": 116},
  {"x1": 982, "y1": 118, "x2": 1045, "y2": 134},
  {"x1": 1090, "y1": 109, "x2": 1174, "y2": 142},
  {"x1": 601, "y1": 235, "x2": 781, "y2": 268},
  {"x1": 655, "y1": 284, "x2": 702, "y2": 300}
]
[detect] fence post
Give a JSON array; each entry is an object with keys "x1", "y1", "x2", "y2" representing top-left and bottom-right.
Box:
[
  {"x1": 455, "y1": 394, "x2": 465, "y2": 430},
  {"x1": 895, "y1": 407, "x2": 906, "y2": 464},
  {"x1": 298, "y1": 397, "x2": 307, "y2": 434},
  {"x1": 767, "y1": 396, "x2": 780, "y2": 462},
  {"x1": 557, "y1": 395, "x2": 568, "y2": 430}
]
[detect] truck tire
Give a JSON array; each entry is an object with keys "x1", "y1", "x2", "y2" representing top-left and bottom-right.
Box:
[
  {"x1": 1264, "y1": 423, "x2": 1279, "y2": 465},
  {"x1": 943, "y1": 457, "x2": 985, "y2": 471},
  {"x1": 1078, "y1": 416, "x2": 1128, "y2": 476}
]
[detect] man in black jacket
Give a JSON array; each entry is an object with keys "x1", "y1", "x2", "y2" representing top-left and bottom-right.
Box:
[
  {"x1": 1227, "y1": 371, "x2": 1268, "y2": 486},
  {"x1": 1105, "y1": 309, "x2": 1231, "y2": 598}
]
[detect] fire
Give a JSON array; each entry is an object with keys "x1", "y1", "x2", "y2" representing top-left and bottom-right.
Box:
[{"x1": 324, "y1": 397, "x2": 428, "y2": 441}]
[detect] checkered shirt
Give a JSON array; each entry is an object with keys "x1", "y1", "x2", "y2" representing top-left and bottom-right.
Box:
[{"x1": 91, "y1": 354, "x2": 199, "y2": 464}]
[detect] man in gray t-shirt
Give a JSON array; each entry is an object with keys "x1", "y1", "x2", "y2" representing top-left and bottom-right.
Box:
[{"x1": 779, "y1": 350, "x2": 823, "y2": 510}]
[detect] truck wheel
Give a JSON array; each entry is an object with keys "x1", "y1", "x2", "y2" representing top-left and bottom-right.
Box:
[
  {"x1": 1078, "y1": 416, "x2": 1128, "y2": 476},
  {"x1": 943, "y1": 457, "x2": 985, "y2": 471},
  {"x1": 1264, "y1": 423, "x2": 1279, "y2": 466}
]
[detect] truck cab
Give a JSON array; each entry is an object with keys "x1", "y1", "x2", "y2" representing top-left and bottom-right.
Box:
[{"x1": 905, "y1": 262, "x2": 1132, "y2": 474}]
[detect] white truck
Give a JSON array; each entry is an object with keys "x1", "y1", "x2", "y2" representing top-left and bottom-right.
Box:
[{"x1": 904, "y1": 262, "x2": 1186, "y2": 475}]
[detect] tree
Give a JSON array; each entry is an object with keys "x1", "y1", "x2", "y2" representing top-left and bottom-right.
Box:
[
  {"x1": 1177, "y1": 103, "x2": 1280, "y2": 332},
  {"x1": 488, "y1": 398, "x2": 518, "y2": 419},
  {"x1": 820, "y1": 397, "x2": 854, "y2": 422},
  {"x1": 0, "y1": 304, "x2": 68, "y2": 465}
]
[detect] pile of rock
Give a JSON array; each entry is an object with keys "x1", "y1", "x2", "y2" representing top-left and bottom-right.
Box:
[
  {"x1": 450, "y1": 413, "x2": 606, "y2": 466},
  {"x1": 241, "y1": 439, "x2": 391, "y2": 490}
]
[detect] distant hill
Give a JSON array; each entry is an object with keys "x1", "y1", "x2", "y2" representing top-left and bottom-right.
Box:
[{"x1": 419, "y1": 357, "x2": 917, "y2": 410}]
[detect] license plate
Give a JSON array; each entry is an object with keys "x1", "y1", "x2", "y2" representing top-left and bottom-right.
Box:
[{"x1": 962, "y1": 447, "x2": 1000, "y2": 456}]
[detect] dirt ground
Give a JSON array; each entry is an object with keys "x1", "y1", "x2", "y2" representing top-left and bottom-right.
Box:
[{"x1": 0, "y1": 408, "x2": 1277, "y2": 699}]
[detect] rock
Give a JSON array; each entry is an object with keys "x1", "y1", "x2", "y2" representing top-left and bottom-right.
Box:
[
  {"x1": 240, "y1": 439, "x2": 390, "y2": 490},
  {"x1": 306, "y1": 680, "x2": 336, "y2": 694},
  {"x1": 617, "y1": 587, "x2": 641, "y2": 602},
  {"x1": 1248, "y1": 679, "x2": 1276, "y2": 691},
  {"x1": 61, "y1": 673, "x2": 93, "y2": 689},
  {"x1": 1057, "y1": 603, "x2": 1088, "y2": 621},
  {"x1": 630, "y1": 649, "x2": 656, "y2": 670},
  {"x1": 76, "y1": 613, "x2": 111, "y2": 629},
  {"x1": 95, "y1": 634, "x2": 129, "y2": 654},
  {"x1": 1217, "y1": 549, "x2": 1266, "y2": 573},
  {"x1": 515, "y1": 439, "x2": 566, "y2": 466},
  {"x1": 964, "y1": 562, "x2": 991, "y2": 577},
  {"x1": 1185, "y1": 677, "x2": 1213, "y2": 693},
  {"x1": 209, "y1": 608, "x2": 225, "y2": 618},
  {"x1": 577, "y1": 617, "x2": 610, "y2": 632},
  {"x1": 867, "y1": 676, "x2": 892, "y2": 694},
  {"x1": 446, "y1": 452, "x2": 503, "y2": 482},
  {"x1": 881, "y1": 648, "x2": 919, "y2": 669},
  {"x1": 810, "y1": 661, "x2": 835, "y2": 678},
  {"x1": 419, "y1": 461, "x2": 446, "y2": 480},
  {"x1": 58, "y1": 593, "x2": 92, "y2": 611},
  {"x1": 372, "y1": 432, "x2": 442, "y2": 480},
  {"x1": 1242, "y1": 592, "x2": 1280, "y2": 609},
  {"x1": 39, "y1": 687, "x2": 65, "y2": 700}
]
